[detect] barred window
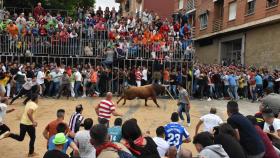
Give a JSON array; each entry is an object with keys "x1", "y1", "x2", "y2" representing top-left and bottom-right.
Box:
[
  {"x1": 200, "y1": 13, "x2": 208, "y2": 30},
  {"x1": 246, "y1": 0, "x2": 256, "y2": 15},
  {"x1": 267, "y1": 0, "x2": 279, "y2": 8}
]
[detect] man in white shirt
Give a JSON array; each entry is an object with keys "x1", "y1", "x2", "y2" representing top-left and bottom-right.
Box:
[
  {"x1": 73, "y1": 68, "x2": 82, "y2": 98},
  {"x1": 74, "y1": 118, "x2": 96, "y2": 158},
  {"x1": 142, "y1": 66, "x2": 148, "y2": 85},
  {"x1": 10, "y1": 78, "x2": 38, "y2": 105},
  {"x1": 0, "y1": 98, "x2": 15, "y2": 140},
  {"x1": 153, "y1": 126, "x2": 169, "y2": 157},
  {"x1": 36, "y1": 67, "x2": 45, "y2": 96},
  {"x1": 195, "y1": 108, "x2": 223, "y2": 135},
  {"x1": 262, "y1": 108, "x2": 280, "y2": 137}
]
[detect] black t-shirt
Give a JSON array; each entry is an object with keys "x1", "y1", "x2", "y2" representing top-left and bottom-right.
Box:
[
  {"x1": 135, "y1": 137, "x2": 160, "y2": 158},
  {"x1": 43, "y1": 150, "x2": 69, "y2": 158},
  {"x1": 214, "y1": 133, "x2": 246, "y2": 158},
  {"x1": 26, "y1": 70, "x2": 35, "y2": 79},
  {"x1": 227, "y1": 113, "x2": 265, "y2": 155},
  {"x1": 10, "y1": 68, "x2": 19, "y2": 76}
]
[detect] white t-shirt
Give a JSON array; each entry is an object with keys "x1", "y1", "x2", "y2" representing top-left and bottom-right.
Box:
[
  {"x1": 74, "y1": 130, "x2": 96, "y2": 158},
  {"x1": 74, "y1": 71, "x2": 82, "y2": 82},
  {"x1": 200, "y1": 114, "x2": 223, "y2": 132},
  {"x1": 264, "y1": 118, "x2": 280, "y2": 133},
  {"x1": 153, "y1": 137, "x2": 170, "y2": 157},
  {"x1": 36, "y1": 71, "x2": 45, "y2": 85},
  {"x1": 142, "y1": 69, "x2": 148, "y2": 81},
  {"x1": 0, "y1": 103, "x2": 7, "y2": 125}
]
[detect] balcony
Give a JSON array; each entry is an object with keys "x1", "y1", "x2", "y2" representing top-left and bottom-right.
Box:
[
  {"x1": 186, "y1": 0, "x2": 196, "y2": 13},
  {"x1": 191, "y1": 27, "x2": 196, "y2": 39},
  {"x1": 212, "y1": 19, "x2": 223, "y2": 32}
]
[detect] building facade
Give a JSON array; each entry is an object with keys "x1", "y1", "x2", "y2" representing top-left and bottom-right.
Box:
[
  {"x1": 116, "y1": 0, "x2": 186, "y2": 19},
  {"x1": 192, "y1": 0, "x2": 280, "y2": 67}
]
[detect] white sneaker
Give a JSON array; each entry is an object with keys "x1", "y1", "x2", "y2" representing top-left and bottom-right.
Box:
[
  {"x1": 187, "y1": 123, "x2": 191, "y2": 127},
  {"x1": 0, "y1": 131, "x2": 10, "y2": 140},
  {"x1": 207, "y1": 97, "x2": 212, "y2": 101},
  {"x1": 82, "y1": 95, "x2": 86, "y2": 98}
]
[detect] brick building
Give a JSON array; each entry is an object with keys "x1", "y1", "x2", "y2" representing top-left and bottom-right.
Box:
[{"x1": 192, "y1": 0, "x2": 280, "y2": 67}]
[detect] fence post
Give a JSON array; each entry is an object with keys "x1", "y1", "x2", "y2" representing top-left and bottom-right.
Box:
[{"x1": 79, "y1": 25, "x2": 83, "y2": 56}]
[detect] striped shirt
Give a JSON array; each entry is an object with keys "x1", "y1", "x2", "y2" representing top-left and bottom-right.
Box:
[
  {"x1": 69, "y1": 112, "x2": 84, "y2": 133},
  {"x1": 98, "y1": 99, "x2": 115, "y2": 120}
]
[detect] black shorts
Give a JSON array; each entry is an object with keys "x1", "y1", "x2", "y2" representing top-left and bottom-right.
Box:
[{"x1": 0, "y1": 124, "x2": 10, "y2": 135}]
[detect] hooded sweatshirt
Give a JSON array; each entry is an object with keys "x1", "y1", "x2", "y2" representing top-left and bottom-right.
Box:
[{"x1": 199, "y1": 145, "x2": 229, "y2": 158}]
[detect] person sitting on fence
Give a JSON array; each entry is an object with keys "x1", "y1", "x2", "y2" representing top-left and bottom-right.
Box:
[
  {"x1": 6, "y1": 21, "x2": 18, "y2": 40},
  {"x1": 102, "y1": 47, "x2": 114, "y2": 68},
  {"x1": 33, "y1": 2, "x2": 46, "y2": 21}
]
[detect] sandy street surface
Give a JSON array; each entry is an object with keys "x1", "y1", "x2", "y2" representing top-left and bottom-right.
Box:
[{"x1": 0, "y1": 97, "x2": 259, "y2": 158}]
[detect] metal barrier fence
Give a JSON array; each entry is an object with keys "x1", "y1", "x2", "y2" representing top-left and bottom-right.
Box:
[
  {"x1": 0, "y1": 34, "x2": 193, "y2": 60},
  {"x1": 0, "y1": 55, "x2": 193, "y2": 95}
]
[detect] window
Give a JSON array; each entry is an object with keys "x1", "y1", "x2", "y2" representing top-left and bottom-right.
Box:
[
  {"x1": 246, "y1": 0, "x2": 256, "y2": 15},
  {"x1": 228, "y1": 2, "x2": 237, "y2": 21},
  {"x1": 267, "y1": 0, "x2": 279, "y2": 8},
  {"x1": 179, "y1": 0, "x2": 184, "y2": 9},
  {"x1": 200, "y1": 13, "x2": 208, "y2": 29}
]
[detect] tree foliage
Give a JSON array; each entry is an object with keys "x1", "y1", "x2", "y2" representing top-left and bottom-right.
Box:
[{"x1": 4, "y1": 0, "x2": 95, "y2": 10}]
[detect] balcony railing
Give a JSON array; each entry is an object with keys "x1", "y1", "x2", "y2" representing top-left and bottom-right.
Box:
[
  {"x1": 186, "y1": 0, "x2": 196, "y2": 12},
  {"x1": 212, "y1": 19, "x2": 223, "y2": 32}
]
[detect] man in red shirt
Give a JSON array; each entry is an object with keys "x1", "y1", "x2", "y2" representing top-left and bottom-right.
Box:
[
  {"x1": 95, "y1": 92, "x2": 122, "y2": 127},
  {"x1": 34, "y1": 2, "x2": 46, "y2": 21}
]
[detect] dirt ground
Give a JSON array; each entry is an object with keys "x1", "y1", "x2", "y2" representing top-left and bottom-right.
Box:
[{"x1": 0, "y1": 97, "x2": 257, "y2": 158}]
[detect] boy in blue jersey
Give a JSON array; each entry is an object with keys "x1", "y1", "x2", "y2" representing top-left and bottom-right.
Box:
[
  {"x1": 164, "y1": 112, "x2": 191, "y2": 149},
  {"x1": 108, "y1": 118, "x2": 122, "y2": 142}
]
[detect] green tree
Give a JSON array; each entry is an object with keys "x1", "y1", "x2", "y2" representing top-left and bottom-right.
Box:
[{"x1": 4, "y1": 0, "x2": 95, "y2": 10}]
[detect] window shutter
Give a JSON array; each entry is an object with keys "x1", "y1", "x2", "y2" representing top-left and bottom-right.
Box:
[{"x1": 229, "y1": 2, "x2": 237, "y2": 20}]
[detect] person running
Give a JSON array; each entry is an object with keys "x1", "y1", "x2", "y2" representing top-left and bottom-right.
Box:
[
  {"x1": 195, "y1": 107, "x2": 223, "y2": 135},
  {"x1": 153, "y1": 126, "x2": 170, "y2": 157},
  {"x1": 69, "y1": 104, "x2": 84, "y2": 133},
  {"x1": 43, "y1": 133, "x2": 70, "y2": 158},
  {"x1": 7, "y1": 94, "x2": 39, "y2": 157},
  {"x1": 177, "y1": 83, "x2": 191, "y2": 127},
  {"x1": 0, "y1": 97, "x2": 15, "y2": 139},
  {"x1": 48, "y1": 123, "x2": 79, "y2": 155},
  {"x1": 164, "y1": 112, "x2": 191, "y2": 150},
  {"x1": 95, "y1": 92, "x2": 122, "y2": 127},
  {"x1": 108, "y1": 118, "x2": 122, "y2": 142},
  {"x1": 74, "y1": 118, "x2": 96, "y2": 158},
  {"x1": 43, "y1": 109, "x2": 74, "y2": 141},
  {"x1": 57, "y1": 71, "x2": 71, "y2": 99},
  {"x1": 10, "y1": 77, "x2": 38, "y2": 105}
]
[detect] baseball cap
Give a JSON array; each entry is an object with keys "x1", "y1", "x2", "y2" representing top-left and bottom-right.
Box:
[{"x1": 52, "y1": 133, "x2": 68, "y2": 145}]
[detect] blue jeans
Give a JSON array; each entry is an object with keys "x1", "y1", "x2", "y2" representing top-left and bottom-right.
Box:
[
  {"x1": 178, "y1": 103, "x2": 190, "y2": 123},
  {"x1": 169, "y1": 85, "x2": 177, "y2": 98},
  {"x1": 48, "y1": 81, "x2": 60, "y2": 97},
  {"x1": 74, "y1": 81, "x2": 81, "y2": 98},
  {"x1": 228, "y1": 85, "x2": 236, "y2": 100},
  {"x1": 16, "y1": 82, "x2": 23, "y2": 94},
  {"x1": 256, "y1": 84, "x2": 263, "y2": 97}
]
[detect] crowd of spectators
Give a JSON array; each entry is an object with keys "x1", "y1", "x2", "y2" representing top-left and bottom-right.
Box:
[
  {"x1": 0, "y1": 59, "x2": 279, "y2": 102},
  {"x1": 192, "y1": 64, "x2": 280, "y2": 102},
  {"x1": 0, "y1": 60, "x2": 192, "y2": 100},
  {"x1": 0, "y1": 3, "x2": 194, "y2": 60}
]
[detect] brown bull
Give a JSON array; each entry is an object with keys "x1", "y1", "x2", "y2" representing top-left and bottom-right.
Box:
[{"x1": 117, "y1": 84, "x2": 166, "y2": 108}]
